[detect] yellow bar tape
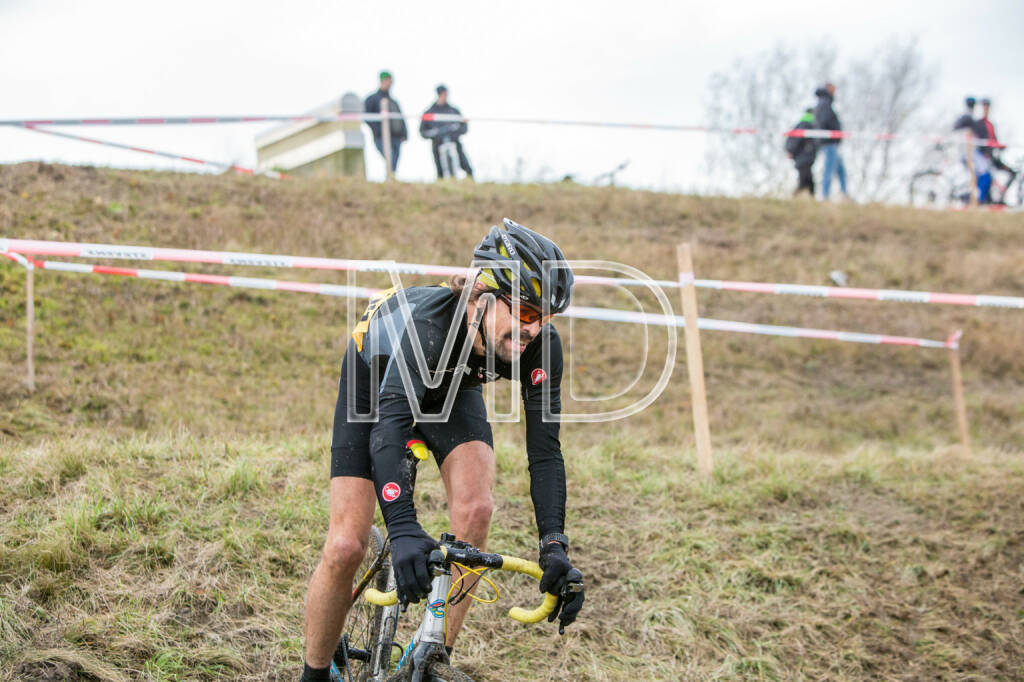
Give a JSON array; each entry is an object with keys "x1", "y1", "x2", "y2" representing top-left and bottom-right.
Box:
[
  {"x1": 499, "y1": 556, "x2": 558, "y2": 623},
  {"x1": 360, "y1": 552, "x2": 558, "y2": 624}
]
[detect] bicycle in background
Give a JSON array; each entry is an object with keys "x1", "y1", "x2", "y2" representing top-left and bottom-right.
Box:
[
  {"x1": 910, "y1": 142, "x2": 1023, "y2": 208},
  {"x1": 908, "y1": 142, "x2": 972, "y2": 208}
]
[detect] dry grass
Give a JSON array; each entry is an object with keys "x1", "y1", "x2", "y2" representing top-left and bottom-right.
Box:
[
  {"x1": 1, "y1": 163, "x2": 1023, "y2": 679},
  {"x1": 1, "y1": 434, "x2": 1021, "y2": 680}
]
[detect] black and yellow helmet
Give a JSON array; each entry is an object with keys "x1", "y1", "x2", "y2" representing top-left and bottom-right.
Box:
[{"x1": 473, "y1": 218, "x2": 574, "y2": 314}]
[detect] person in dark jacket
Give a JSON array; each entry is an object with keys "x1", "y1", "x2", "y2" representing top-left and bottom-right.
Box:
[
  {"x1": 952, "y1": 96, "x2": 991, "y2": 202},
  {"x1": 364, "y1": 70, "x2": 408, "y2": 172},
  {"x1": 814, "y1": 83, "x2": 849, "y2": 199},
  {"x1": 786, "y1": 109, "x2": 818, "y2": 197},
  {"x1": 953, "y1": 96, "x2": 976, "y2": 132},
  {"x1": 974, "y1": 98, "x2": 1016, "y2": 204},
  {"x1": 419, "y1": 85, "x2": 473, "y2": 180}
]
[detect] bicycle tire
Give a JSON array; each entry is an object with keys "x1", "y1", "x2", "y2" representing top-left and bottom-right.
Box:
[
  {"x1": 908, "y1": 170, "x2": 946, "y2": 208},
  {"x1": 383, "y1": 661, "x2": 474, "y2": 682},
  {"x1": 336, "y1": 526, "x2": 398, "y2": 682},
  {"x1": 425, "y1": 662, "x2": 475, "y2": 682}
]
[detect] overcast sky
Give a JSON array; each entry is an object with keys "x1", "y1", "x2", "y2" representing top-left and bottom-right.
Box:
[{"x1": 1, "y1": 0, "x2": 1021, "y2": 192}]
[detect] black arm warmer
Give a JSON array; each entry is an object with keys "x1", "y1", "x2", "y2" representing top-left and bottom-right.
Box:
[
  {"x1": 369, "y1": 394, "x2": 420, "y2": 532},
  {"x1": 524, "y1": 409, "x2": 566, "y2": 538}
]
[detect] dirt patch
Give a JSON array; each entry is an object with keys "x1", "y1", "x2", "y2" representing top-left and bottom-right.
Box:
[{"x1": 13, "y1": 661, "x2": 84, "y2": 682}]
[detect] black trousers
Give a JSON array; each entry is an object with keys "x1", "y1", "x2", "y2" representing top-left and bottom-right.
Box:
[
  {"x1": 432, "y1": 138, "x2": 473, "y2": 179},
  {"x1": 795, "y1": 164, "x2": 815, "y2": 196}
]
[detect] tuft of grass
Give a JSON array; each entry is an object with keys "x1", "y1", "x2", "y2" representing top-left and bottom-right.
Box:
[{"x1": 221, "y1": 457, "x2": 264, "y2": 497}]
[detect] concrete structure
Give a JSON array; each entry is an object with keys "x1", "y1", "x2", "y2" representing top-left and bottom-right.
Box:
[{"x1": 255, "y1": 93, "x2": 365, "y2": 177}]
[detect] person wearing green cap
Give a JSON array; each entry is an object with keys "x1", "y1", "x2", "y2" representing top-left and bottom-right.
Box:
[
  {"x1": 785, "y1": 108, "x2": 818, "y2": 197},
  {"x1": 364, "y1": 71, "x2": 408, "y2": 172}
]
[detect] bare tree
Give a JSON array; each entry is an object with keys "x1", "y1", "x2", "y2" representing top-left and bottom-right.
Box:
[
  {"x1": 704, "y1": 37, "x2": 936, "y2": 201},
  {"x1": 841, "y1": 39, "x2": 937, "y2": 200}
]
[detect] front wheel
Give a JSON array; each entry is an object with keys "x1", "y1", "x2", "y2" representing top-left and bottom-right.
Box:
[
  {"x1": 384, "y1": 662, "x2": 475, "y2": 682},
  {"x1": 908, "y1": 170, "x2": 947, "y2": 208},
  {"x1": 426, "y1": 662, "x2": 475, "y2": 682},
  {"x1": 335, "y1": 526, "x2": 398, "y2": 682}
]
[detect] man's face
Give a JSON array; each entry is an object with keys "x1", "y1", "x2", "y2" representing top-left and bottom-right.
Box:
[
  {"x1": 485, "y1": 293, "x2": 549, "y2": 363},
  {"x1": 826, "y1": 83, "x2": 836, "y2": 96},
  {"x1": 437, "y1": 91, "x2": 447, "y2": 105},
  {"x1": 982, "y1": 103, "x2": 990, "y2": 118},
  {"x1": 381, "y1": 76, "x2": 393, "y2": 91}
]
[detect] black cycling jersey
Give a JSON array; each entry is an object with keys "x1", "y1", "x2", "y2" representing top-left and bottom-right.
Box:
[{"x1": 331, "y1": 284, "x2": 566, "y2": 539}]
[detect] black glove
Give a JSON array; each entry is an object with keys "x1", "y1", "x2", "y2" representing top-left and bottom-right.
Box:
[
  {"x1": 538, "y1": 540, "x2": 584, "y2": 633},
  {"x1": 388, "y1": 527, "x2": 439, "y2": 605}
]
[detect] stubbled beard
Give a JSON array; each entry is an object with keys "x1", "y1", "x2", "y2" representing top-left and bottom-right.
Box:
[{"x1": 489, "y1": 329, "x2": 534, "y2": 363}]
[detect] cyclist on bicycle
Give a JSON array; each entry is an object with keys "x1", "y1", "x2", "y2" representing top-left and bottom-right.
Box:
[{"x1": 300, "y1": 219, "x2": 584, "y2": 682}]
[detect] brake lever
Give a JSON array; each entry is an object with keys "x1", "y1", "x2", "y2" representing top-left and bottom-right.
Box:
[
  {"x1": 558, "y1": 568, "x2": 584, "y2": 635},
  {"x1": 563, "y1": 568, "x2": 584, "y2": 594},
  {"x1": 428, "y1": 548, "x2": 447, "y2": 577}
]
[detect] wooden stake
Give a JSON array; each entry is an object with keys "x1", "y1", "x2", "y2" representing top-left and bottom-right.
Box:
[
  {"x1": 26, "y1": 265, "x2": 35, "y2": 392},
  {"x1": 381, "y1": 98, "x2": 393, "y2": 181},
  {"x1": 677, "y1": 243, "x2": 713, "y2": 482},
  {"x1": 949, "y1": 340, "x2": 970, "y2": 450},
  {"x1": 965, "y1": 130, "x2": 978, "y2": 208}
]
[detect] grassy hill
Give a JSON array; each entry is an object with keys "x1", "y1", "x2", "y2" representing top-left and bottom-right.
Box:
[{"x1": 1, "y1": 162, "x2": 1022, "y2": 680}]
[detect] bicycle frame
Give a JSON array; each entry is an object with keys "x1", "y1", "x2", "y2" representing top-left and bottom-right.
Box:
[
  {"x1": 393, "y1": 568, "x2": 454, "y2": 681},
  {"x1": 360, "y1": 536, "x2": 574, "y2": 681},
  {"x1": 336, "y1": 442, "x2": 579, "y2": 681}
]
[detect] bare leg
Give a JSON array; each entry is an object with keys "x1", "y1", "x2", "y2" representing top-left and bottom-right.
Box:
[
  {"x1": 438, "y1": 441, "x2": 496, "y2": 647},
  {"x1": 304, "y1": 476, "x2": 378, "y2": 668}
]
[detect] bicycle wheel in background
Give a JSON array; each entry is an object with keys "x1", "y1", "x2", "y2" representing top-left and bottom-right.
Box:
[
  {"x1": 335, "y1": 526, "x2": 398, "y2": 682},
  {"x1": 908, "y1": 170, "x2": 948, "y2": 208}
]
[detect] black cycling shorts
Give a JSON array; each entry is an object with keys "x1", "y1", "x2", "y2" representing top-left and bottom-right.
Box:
[{"x1": 330, "y1": 339, "x2": 493, "y2": 479}]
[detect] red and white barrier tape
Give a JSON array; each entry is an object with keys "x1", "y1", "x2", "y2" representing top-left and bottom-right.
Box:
[
  {"x1": 0, "y1": 114, "x2": 1006, "y2": 148},
  {"x1": 2, "y1": 238, "x2": 1020, "y2": 310},
  {"x1": 24, "y1": 256, "x2": 377, "y2": 298},
  {"x1": 0, "y1": 115, "x2": 348, "y2": 126},
  {"x1": 568, "y1": 305, "x2": 959, "y2": 350},
  {"x1": 20, "y1": 125, "x2": 283, "y2": 179},
  {"x1": 692, "y1": 278, "x2": 1024, "y2": 310},
  {"x1": 0, "y1": 237, "x2": 464, "y2": 277},
  {"x1": 4, "y1": 252, "x2": 959, "y2": 351},
  {"x1": 3, "y1": 251, "x2": 33, "y2": 269}
]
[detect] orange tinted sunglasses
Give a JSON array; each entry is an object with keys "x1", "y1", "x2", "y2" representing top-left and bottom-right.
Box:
[{"x1": 498, "y1": 293, "x2": 552, "y2": 325}]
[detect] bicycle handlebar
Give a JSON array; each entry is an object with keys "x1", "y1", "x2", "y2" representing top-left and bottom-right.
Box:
[
  {"x1": 362, "y1": 546, "x2": 561, "y2": 624},
  {"x1": 498, "y1": 555, "x2": 560, "y2": 623}
]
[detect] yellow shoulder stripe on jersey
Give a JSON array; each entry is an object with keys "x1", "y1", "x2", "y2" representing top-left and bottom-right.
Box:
[{"x1": 352, "y1": 286, "x2": 400, "y2": 352}]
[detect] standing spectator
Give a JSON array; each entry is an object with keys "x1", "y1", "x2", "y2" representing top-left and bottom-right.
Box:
[
  {"x1": 364, "y1": 70, "x2": 408, "y2": 172},
  {"x1": 953, "y1": 96, "x2": 976, "y2": 132},
  {"x1": 975, "y1": 98, "x2": 1017, "y2": 204},
  {"x1": 420, "y1": 85, "x2": 474, "y2": 180},
  {"x1": 952, "y1": 96, "x2": 989, "y2": 202},
  {"x1": 785, "y1": 108, "x2": 818, "y2": 197},
  {"x1": 814, "y1": 83, "x2": 849, "y2": 200}
]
